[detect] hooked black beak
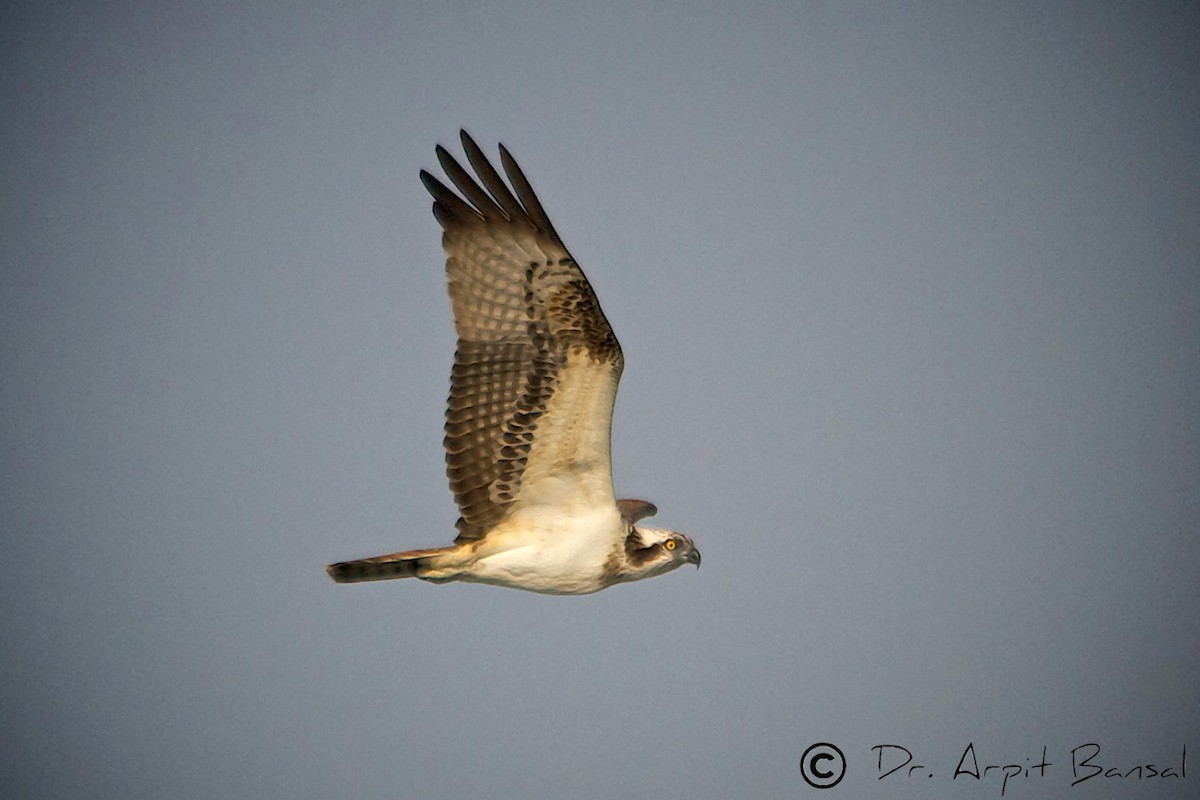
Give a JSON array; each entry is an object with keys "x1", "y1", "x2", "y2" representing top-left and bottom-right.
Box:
[{"x1": 686, "y1": 547, "x2": 701, "y2": 568}]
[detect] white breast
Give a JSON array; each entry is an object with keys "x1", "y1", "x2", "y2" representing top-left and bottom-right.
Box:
[{"x1": 460, "y1": 504, "x2": 624, "y2": 594}]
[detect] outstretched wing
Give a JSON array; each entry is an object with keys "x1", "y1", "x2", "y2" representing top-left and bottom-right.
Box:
[{"x1": 420, "y1": 131, "x2": 624, "y2": 542}]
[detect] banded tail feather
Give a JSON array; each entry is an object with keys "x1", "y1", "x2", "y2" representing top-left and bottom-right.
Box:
[{"x1": 325, "y1": 547, "x2": 457, "y2": 584}]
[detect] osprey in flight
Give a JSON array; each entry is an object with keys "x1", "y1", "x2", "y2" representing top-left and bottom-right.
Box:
[{"x1": 325, "y1": 131, "x2": 699, "y2": 594}]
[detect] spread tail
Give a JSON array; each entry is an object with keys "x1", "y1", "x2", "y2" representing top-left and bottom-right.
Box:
[{"x1": 325, "y1": 546, "x2": 459, "y2": 584}]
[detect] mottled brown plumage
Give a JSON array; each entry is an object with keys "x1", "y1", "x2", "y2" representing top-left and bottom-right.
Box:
[{"x1": 422, "y1": 143, "x2": 623, "y2": 541}]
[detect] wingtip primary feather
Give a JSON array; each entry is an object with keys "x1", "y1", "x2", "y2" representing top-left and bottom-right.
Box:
[
  {"x1": 420, "y1": 169, "x2": 483, "y2": 226},
  {"x1": 498, "y1": 143, "x2": 562, "y2": 244}
]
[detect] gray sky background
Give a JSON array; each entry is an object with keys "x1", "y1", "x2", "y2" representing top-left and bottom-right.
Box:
[{"x1": 2, "y1": 3, "x2": 1197, "y2": 798}]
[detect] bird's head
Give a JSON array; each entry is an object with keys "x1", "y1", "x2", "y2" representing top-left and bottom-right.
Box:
[{"x1": 621, "y1": 526, "x2": 701, "y2": 581}]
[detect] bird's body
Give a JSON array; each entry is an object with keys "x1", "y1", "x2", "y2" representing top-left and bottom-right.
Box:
[
  {"x1": 326, "y1": 132, "x2": 698, "y2": 594},
  {"x1": 426, "y1": 504, "x2": 625, "y2": 594}
]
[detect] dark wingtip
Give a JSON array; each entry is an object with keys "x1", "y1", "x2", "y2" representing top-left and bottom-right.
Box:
[{"x1": 617, "y1": 498, "x2": 659, "y2": 524}]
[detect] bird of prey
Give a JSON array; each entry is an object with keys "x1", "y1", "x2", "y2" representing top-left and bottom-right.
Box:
[{"x1": 325, "y1": 131, "x2": 699, "y2": 594}]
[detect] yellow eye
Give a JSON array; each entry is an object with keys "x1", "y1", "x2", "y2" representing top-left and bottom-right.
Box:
[{"x1": 664, "y1": 539, "x2": 677, "y2": 551}]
